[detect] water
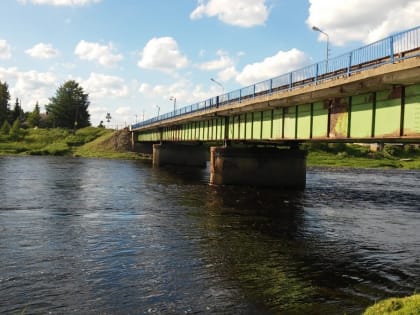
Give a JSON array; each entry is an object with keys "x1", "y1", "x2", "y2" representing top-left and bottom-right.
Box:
[{"x1": 0, "y1": 156, "x2": 419, "y2": 314}]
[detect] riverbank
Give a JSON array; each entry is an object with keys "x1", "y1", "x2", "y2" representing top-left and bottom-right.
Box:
[
  {"x1": 363, "y1": 294, "x2": 420, "y2": 314},
  {"x1": 0, "y1": 127, "x2": 419, "y2": 168}
]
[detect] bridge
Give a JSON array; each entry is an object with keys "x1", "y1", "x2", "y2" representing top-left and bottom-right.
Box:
[{"x1": 131, "y1": 26, "x2": 420, "y2": 188}]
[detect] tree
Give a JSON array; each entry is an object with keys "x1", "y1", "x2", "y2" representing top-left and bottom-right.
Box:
[
  {"x1": 1, "y1": 120, "x2": 11, "y2": 134},
  {"x1": 46, "y1": 80, "x2": 91, "y2": 129},
  {"x1": 9, "y1": 119, "x2": 21, "y2": 140},
  {"x1": 27, "y1": 102, "x2": 42, "y2": 128},
  {"x1": 0, "y1": 81, "x2": 11, "y2": 125},
  {"x1": 11, "y1": 98, "x2": 24, "y2": 123}
]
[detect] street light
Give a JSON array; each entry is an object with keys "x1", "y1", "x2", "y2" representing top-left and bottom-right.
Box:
[
  {"x1": 312, "y1": 26, "x2": 330, "y2": 70},
  {"x1": 210, "y1": 78, "x2": 224, "y2": 94},
  {"x1": 169, "y1": 96, "x2": 176, "y2": 113},
  {"x1": 155, "y1": 105, "x2": 160, "y2": 117}
]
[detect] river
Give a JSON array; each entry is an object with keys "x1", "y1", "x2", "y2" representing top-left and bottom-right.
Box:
[{"x1": 0, "y1": 156, "x2": 419, "y2": 314}]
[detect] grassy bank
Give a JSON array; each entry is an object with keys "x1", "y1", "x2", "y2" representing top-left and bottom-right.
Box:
[
  {"x1": 0, "y1": 127, "x2": 145, "y2": 160},
  {"x1": 305, "y1": 142, "x2": 420, "y2": 169},
  {"x1": 363, "y1": 294, "x2": 420, "y2": 314}
]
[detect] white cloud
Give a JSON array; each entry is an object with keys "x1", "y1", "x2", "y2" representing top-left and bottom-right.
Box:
[
  {"x1": 139, "y1": 79, "x2": 214, "y2": 106},
  {"x1": 236, "y1": 48, "x2": 310, "y2": 86},
  {"x1": 197, "y1": 50, "x2": 234, "y2": 71},
  {"x1": 190, "y1": 0, "x2": 269, "y2": 27},
  {"x1": 306, "y1": 0, "x2": 420, "y2": 45},
  {"x1": 138, "y1": 37, "x2": 189, "y2": 74},
  {"x1": 17, "y1": 0, "x2": 102, "y2": 6},
  {"x1": 82, "y1": 72, "x2": 128, "y2": 98},
  {"x1": 0, "y1": 67, "x2": 57, "y2": 111},
  {"x1": 0, "y1": 40, "x2": 12, "y2": 59},
  {"x1": 25, "y1": 43, "x2": 59, "y2": 59},
  {"x1": 75, "y1": 40, "x2": 123, "y2": 67}
]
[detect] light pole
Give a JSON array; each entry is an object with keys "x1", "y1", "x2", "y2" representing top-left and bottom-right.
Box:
[
  {"x1": 312, "y1": 26, "x2": 330, "y2": 71},
  {"x1": 169, "y1": 96, "x2": 176, "y2": 113},
  {"x1": 210, "y1": 78, "x2": 224, "y2": 94},
  {"x1": 156, "y1": 105, "x2": 160, "y2": 117}
]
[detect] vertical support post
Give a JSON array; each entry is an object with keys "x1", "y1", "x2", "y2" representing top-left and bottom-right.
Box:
[
  {"x1": 282, "y1": 107, "x2": 286, "y2": 139},
  {"x1": 294, "y1": 105, "x2": 298, "y2": 139},
  {"x1": 347, "y1": 96, "x2": 352, "y2": 138},
  {"x1": 309, "y1": 103, "x2": 314, "y2": 139},
  {"x1": 400, "y1": 85, "x2": 405, "y2": 137},
  {"x1": 270, "y1": 109, "x2": 274, "y2": 139},
  {"x1": 371, "y1": 92, "x2": 377, "y2": 138}
]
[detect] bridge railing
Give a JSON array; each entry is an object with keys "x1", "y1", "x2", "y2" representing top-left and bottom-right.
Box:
[{"x1": 132, "y1": 25, "x2": 420, "y2": 130}]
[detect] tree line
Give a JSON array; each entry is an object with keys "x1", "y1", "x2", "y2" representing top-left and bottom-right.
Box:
[{"x1": 0, "y1": 80, "x2": 91, "y2": 133}]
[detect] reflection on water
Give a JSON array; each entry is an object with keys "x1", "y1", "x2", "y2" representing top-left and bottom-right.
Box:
[{"x1": 0, "y1": 156, "x2": 419, "y2": 314}]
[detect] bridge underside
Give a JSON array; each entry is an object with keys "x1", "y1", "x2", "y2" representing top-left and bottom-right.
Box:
[{"x1": 132, "y1": 60, "x2": 420, "y2": 188}]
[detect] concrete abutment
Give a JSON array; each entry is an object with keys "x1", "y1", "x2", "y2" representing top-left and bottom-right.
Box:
[
  {"x1": 152, "y1": 143, "x2": 208, "y2": 167},
  {"x1": 210, "y1": 146, "x2": 307, "y2": 189}
]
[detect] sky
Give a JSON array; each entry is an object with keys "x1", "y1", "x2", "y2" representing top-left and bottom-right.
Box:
[{"x1": 0, "y1": 0, "x2": 419, "y2": 128}]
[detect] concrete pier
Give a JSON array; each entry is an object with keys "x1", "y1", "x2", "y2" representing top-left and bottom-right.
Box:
[
  {"x1": 210, "y1": 146, "x2": 306, "y2": 189},
  {"x1": 153, "y1": 143, "x2": 208, "y2": 167}
]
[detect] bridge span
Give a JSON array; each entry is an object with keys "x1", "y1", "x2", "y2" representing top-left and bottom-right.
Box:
[{"x1": 131, "y1": 26, "x2": 420, "y2": 188}]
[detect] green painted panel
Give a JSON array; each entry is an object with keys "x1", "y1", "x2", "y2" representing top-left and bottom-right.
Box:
[
  {"x1": 404, "y1": 84, "x2": 420, "y2": 136},
  {"x1": 239, "y1": 114, "x2": 246, "y2": 139},
  {"x1": 284, "y1": 106, "x2": 296, "y2": 139},
  {"x1": 245, "y1": 113, "x2": 253, "y2": 140},
  {"x1": 350, "y1": 93, "x2": 373, "y2": 138},
  {"x1": 375, "y1": 90, "x2": 401, "y2": 137},
  {"x1": 297, "y1": 104, "x2": 311, "y2": 139},
  {"x1": 272, "y1": 109, "x2": 283, "y2": 139},
  {"x1": 253, "y1": 112, "x2": 262, "y2": 140},
  {"x1": 262, "y1": 110, "x2": 272, "y2": 139},
  {"x1": 232, "y1": 115, "x2": 240, "y2": 140},
  {"x1": 218, "y1": 118, "x2": 224, "y2": 140},
  {"x1": 312, "y1": 102, "x2": 328, "y2": 138}
]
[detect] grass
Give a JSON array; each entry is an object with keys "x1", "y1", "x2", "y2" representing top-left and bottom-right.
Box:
[
  {"x1": 364, "y1": 294, "x2": 420, "y2": 315},
  {"x1": 0, "y1": 127, "x2": 136, "y2": 159},
  {"x1": 305, "y1": 143, "x2": 420, "y2": 169}
]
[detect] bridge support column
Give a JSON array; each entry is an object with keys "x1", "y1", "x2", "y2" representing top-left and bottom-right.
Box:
[
  {"x1": 153, "y1": 143, "x2": 207, "y2": 167},
  {"x1": 210, "y1": 147, "x2": 306, "y2": 189}
]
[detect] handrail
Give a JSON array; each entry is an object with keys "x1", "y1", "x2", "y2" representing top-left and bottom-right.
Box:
[{"x1": 132, "y1": 25, "x2": 420, "y2": 130}]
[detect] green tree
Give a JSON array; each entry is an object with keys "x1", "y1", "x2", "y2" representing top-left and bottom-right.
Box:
[
  {"x1": 27, "y1": 102, "x2": 42, "y2": 128},
  {"x1": 9, "y1": 119, "x2": 21, "y2": 140},
  {"x1": 1, "y1": 120, "x2": 11, "y2": 134},
  {"x1": 0, "y1": 81, "x2": 11, "y2": 125},
  {"x1": 46, "y1": 80, "x2": 91, "y2": 129},
  {"x1": 11, "y1": 98, "x2": 25, "y2": 123}
]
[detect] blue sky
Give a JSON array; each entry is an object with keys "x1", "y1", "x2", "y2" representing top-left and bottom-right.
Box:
[{"x1": 0, "y1": 0, "x2": 419, "y2": 127}]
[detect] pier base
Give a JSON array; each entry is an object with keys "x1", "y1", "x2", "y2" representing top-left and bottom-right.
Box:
[
  {"x1": 210, "y1": 147, "x2": 306, "y2": 188},
  {"x1": 153, "y1": 143, "x2": 207, "y2": 167}
]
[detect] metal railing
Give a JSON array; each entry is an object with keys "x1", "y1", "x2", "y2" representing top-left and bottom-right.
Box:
[{"x1": 132, "y1": 25, "x2": 420, "y2": 130}]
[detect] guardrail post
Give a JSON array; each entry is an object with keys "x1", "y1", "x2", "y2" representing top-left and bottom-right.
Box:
[
  {"x1": 269, "y1": 79, "x2": 273, "y2": 94},
  {"x1": 289, "y1": 72, "x2": 293, "y2": 89},
  {"x1": 390, "y1": 35, "x2": 395, "y2": 63},
  {"x1": 315, "y1": 63, "x2": 319, "y2": 84},
  {"x1": 253, "y1": 85, "x2": 256, "y2": 98},
  {"x1": 239, "y1": 89, "x2": 242, "y2": 103},
  {"x1": 347, "y1": 52, "x2": 352, "y2": 76}
]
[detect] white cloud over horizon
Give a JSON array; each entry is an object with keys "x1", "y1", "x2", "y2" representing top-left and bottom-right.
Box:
[
  {"x1": 25, "y1": 43, "x2": 59, "y2": 59},
  {"x1": 75, "y1": 40, "x2": 123, "y2": 67},
  {"x1": 307, "y1": 0, "x2": 420, "y2": 45},
  {"x1": 190, "y1": 0, "x2": 269, "y2": 27},
  {"x1": 138, "y1": 37, "x2": 189, "y2": 74},
  {"x1": 235, "y1": 48, "x2": 310, "y2": 86},
  {"x1": 0, "y1": 40, "x2": 12, "y2": 59}
]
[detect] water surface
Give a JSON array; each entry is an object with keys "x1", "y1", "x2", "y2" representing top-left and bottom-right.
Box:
[{"x1": 0, "y1": 156, "x2": 419, "y2": 314}]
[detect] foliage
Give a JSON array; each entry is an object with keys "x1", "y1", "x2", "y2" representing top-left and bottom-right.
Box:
[
  {"x1": 10, "y1": 98, "x2": 25, "y2": 123},
  {"x1": 46, "y1": 80, "x2": 91, "y2": 129},
  {"x1": 27, "y1": 102, "x2": 42, "y2": 128},
  {"x1": 0, "y1": 81, "x2": 11, "y2": 124},
  {"x1": 1, "y1": 120, "x2": 11, "y2": 134},
  {"x1": 363, "y1": 294, "x2": 420, "y2": 315},
  {"x1": 9, "y1": 119, "x2": 22, "y2": 140}
]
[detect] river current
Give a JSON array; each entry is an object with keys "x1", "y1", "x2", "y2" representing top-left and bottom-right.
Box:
[{"x1": 0, "y1": 156, "x2": 419, "y2": 314}]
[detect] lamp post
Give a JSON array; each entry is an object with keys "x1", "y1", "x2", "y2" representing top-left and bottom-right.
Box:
[
  {"x1": 169, "y1": 96, "x2": 176, "y2": 113},
  {"x1": 156, "y1": 105, "x2": 160, "y2": 117},
  {"x1": 312, "y1": 26, "x2": 330, "y2": 71},
  {"x1": 210, "y1": 78, "x2": 224, "y2": 94}
]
